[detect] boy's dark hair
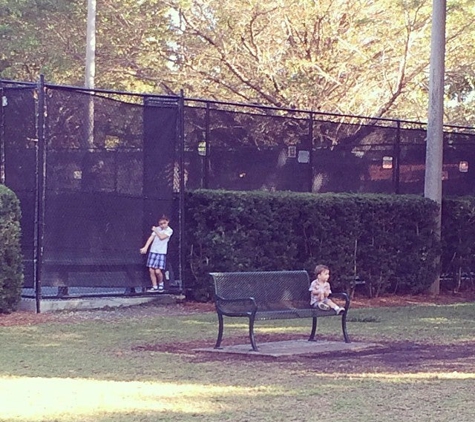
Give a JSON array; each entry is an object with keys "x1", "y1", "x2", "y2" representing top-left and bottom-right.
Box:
[
  {"x1": 314, "y1": 264, "x2": 329, "y2": 277},
  {"x1": 158, "y1": 215, "x2": 170, "y2": 222}
]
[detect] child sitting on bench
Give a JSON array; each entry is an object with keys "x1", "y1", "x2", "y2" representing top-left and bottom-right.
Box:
[{"x1": 309, "y1": 264, "x2": 345, "y2": 315}]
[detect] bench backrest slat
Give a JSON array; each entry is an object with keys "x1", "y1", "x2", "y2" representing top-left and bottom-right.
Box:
[{"x1": 210, "y1": 271, "x2": 311, "y2": 311}]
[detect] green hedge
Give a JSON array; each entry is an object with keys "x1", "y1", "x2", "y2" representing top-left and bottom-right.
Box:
[
  {"x1": 184, "y1": 190, "x2": 440, "y2": 300},
  {"x1": 441, "y1": 197, "x2": 475, "y2": 291},
  {"x1": 0, "y1": 185, "x2": 23, "y2": 313}
]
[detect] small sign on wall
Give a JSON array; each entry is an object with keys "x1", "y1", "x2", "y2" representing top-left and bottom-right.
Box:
[
  {"x1": 298, "y1": 150, "x2": 310, "y2": 163},
  {"x1": 287, "y1": 145, "x2": 297, "y2": 158}
]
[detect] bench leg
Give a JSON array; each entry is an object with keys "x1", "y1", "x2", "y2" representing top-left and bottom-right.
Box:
[
  {"x1": 249, "y1": 314, "x2": 258, "y2": 351},
  {"x1": 308, "y1": 317, "x2": 317, "y2": 342},
  {"x1": 214, "y1": 313, "x2": 224, "y2": 349},
  {"x1": 342, "y1": 312, "x2": 350, "y2": 343}
]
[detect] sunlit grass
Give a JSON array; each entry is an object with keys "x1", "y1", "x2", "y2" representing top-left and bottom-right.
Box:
[
  {"x1": 0, "y1": 376, "x2": 273, "y2": 421},
  {"x1": 2, "y1": 372, "x2": 474, "y2": 422}
]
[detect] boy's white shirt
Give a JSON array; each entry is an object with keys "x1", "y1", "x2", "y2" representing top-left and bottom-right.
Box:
[{"x1": 149, "y1": 226, "x2": 173, "y2": 254}]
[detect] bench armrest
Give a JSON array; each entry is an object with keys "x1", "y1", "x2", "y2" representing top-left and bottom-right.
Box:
[
  {"x1": 329, "y1": 292, "x2": 350, "y2": 310},
  {"x1": 215, "y1": 295, "x2": 258, "y2": 317}
]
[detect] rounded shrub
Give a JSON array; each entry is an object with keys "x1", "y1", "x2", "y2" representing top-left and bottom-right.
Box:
[{"x1": 0, "y1": 185, "x2": 23, "y2": 313}]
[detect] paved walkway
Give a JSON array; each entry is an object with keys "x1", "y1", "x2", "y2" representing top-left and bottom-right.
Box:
[
  {"x1": 19, "y1": 293, "x2": 181, "y2": 312},
  {"x1": 195, "y1": 339, "x2": 379, "y2": 357}
]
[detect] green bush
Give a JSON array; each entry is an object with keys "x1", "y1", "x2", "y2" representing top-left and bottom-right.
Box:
[
  {"x1": 184, "y1": 190, "x2": 439, "y2": 300},
  {"x1": 441, "y1": 197, "x2": 475, "y2": 292},
  {"x1": 355, "y1": 195, "x2": 440, "y2": 296},
  {"x1": 0, "y1": 185, "x2": 23, "y2": 313}
]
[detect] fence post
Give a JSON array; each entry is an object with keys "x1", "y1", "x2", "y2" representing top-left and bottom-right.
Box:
[
  {"x1": 308, "y1": 112, "x2": 314, "y2": 192},
  {"x1": 204, "y1": 102, "x2": 210, "y2": 189},
  {"x1": 394, "y1": 120, "x2": 401, "y2": 194},
  {"x1": 0, "y1": 87, "x2": 4, "y2": 185},
  {"x1": 34, "y1": 75, "x2": 47, "y2": 313},
  {"x1": 178, "y1": 90, "x2": 186, "y2": 289}
]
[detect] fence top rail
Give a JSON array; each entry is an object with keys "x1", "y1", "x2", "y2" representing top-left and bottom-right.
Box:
[
  {"x1": 2, "y1": 77, "x2": 475, "y2": 135},
  {"x1": 43, "y1": 82, "x2": 181, "y2": 101},
  {"x1": 0, "y1": 79, "x2": 36, "y2": 88}
]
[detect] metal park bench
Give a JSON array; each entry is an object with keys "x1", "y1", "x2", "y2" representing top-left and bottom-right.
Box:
[{"x1": 210, "y1": 270, "x2": 351, "y2": 351}]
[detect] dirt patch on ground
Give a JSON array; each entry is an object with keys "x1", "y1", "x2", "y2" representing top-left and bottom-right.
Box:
[
  {"x1": 0, "y1": 301, "x2": 215, "y2": 327},
  {"x1": 134, "y1": 334, "x2": 475, "y2": 374}
]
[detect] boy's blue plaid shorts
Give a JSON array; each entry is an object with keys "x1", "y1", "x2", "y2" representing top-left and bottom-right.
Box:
[{"x1": 147, "y1": 253, "x2": 167, "y2": 269}]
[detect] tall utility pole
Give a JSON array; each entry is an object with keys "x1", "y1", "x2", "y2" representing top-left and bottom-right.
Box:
[
  {"x1": 85, "y1": 0, "x2": 96, "y2": 90},
  {"x1": 424, "y1": 0, "x2": 446, "y2": 295},
  {"x1": 85, "y1": 0, "x2": 96, "y2": 149}
]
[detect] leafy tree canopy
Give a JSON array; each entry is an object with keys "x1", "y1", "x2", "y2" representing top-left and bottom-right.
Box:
[{"x1": 1, "y1": 0, "x2": 474, "y2": 125}]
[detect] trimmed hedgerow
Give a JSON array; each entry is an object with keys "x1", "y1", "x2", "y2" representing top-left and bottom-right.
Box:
[
  {"x1": 184, "y1": 190, "x2": 439, "y2": 300},
  {"x1": 441, "y1": 197, "x2": 475, "y2": 292},
  {"x1": 0, "y1": 185, "x2": 23, "y2": 313}
]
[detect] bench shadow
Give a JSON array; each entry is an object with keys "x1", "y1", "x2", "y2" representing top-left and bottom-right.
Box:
[{"x1": 133, "y1": 335, "x2": 475, "y2": 374}]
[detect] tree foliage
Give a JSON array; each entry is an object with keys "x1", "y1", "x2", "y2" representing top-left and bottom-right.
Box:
[
  {"x1": 0, "y1": 0, "x2": 176, "y2": 91},
  {"x1": 0, "y1": 0, "x2": 84, "y2": 82},
  {"x1": 172, "y1": 0, "x2": 432, "y2": 118},
  {"x1": 1, "y1": 0, "x2": 475, "y2": 125}
]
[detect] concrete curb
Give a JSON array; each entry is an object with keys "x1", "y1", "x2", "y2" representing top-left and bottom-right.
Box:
[{"x1": 19, "y1": 294, "x2": 184, "y2": 313}]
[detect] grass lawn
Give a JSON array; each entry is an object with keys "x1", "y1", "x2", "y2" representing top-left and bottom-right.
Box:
[{"x1": 0, "y1": 301, "x2": 474, "y2": 421}]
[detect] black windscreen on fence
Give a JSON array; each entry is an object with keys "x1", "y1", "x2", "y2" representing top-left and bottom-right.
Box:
[
  {"x1": 183, "y1": 100, "x2": 475, "y2": 196},
  {"x1": 38, "y1": 88, "x2": 180, "y2": 295},
  {"x1": 1, "y1": 82, "x2": 182, "y2": 298},
  {"x1": 184, "y1": 105, "x2": 313, "y2": 192},
  {"x1": 2, "y1": 86, "x2": 37, "y2": 288}
]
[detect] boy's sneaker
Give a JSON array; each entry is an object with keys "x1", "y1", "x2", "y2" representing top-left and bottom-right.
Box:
[
  {"x1": 147, "y1": 287, "x2": 159, "y2": 293},
  {"x1": 317, "y1": 302, "x2": 331, "y2": 311},
  {"x1": 335, "y1": 307, "x2": 345, "y2": 315},
  {"x1": 157, "y1": 285, "x2": 165, "y2": 293}
]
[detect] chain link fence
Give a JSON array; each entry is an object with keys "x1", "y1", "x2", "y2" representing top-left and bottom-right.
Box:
[
  {"x1": 2, "y1": 78, "x2": 475, "y2": 304},
  {"x1": 183, "y1": 99, "x2": 475, "y2": 195},
  {"x1": 1, "y1": 81, "x2": 183, "y2": 304}
]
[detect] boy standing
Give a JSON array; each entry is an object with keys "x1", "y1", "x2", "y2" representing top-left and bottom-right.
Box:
[
  {"x1": 140, "y1": 216, "x2": 173, "y2": 292},
  {"x1": 309, "y1": 264, "x2": 345, "y2": 314}
]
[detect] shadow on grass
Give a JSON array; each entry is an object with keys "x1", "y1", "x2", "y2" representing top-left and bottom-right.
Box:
[{"x1": 133, "y1": 333, "x2": 475, "y2": 375}]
